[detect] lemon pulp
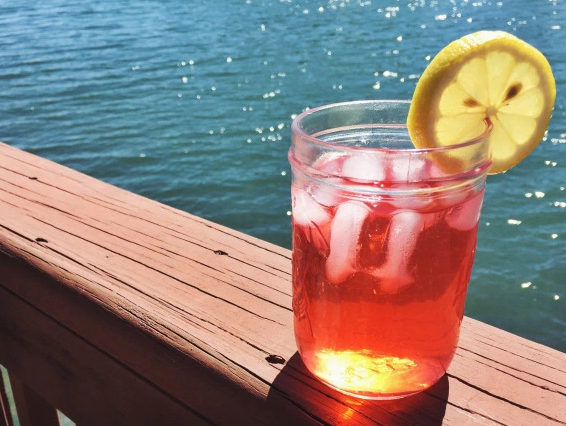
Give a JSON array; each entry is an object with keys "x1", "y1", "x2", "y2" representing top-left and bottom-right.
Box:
[{"x1": 407, "y1": 30, "x2": 556, "y2": 174}]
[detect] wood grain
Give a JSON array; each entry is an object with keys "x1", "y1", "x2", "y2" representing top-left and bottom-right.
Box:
[
  {"x1": 0, "y1": 285, "x2": 210, "y2": 426},
  {"x1": 0, "y1": 141, "x2": 564, "y2": 425}
]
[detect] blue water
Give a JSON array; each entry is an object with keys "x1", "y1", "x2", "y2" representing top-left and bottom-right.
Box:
[{"x1": 0, "y1": 0, "x2": 564, "y2": 352}]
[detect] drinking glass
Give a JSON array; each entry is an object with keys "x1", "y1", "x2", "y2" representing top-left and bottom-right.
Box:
[{"x1": 288, "y1": 100, "x2": 491, "y2": 399}]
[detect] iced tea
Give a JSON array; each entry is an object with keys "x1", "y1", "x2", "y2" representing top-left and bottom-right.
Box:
[{"x1": 289, "y1": 100, "x2": 491, "y2": 399}]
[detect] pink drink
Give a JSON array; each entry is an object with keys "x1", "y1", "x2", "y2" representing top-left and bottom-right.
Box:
[
  {"x1": 291, "y1": 155, "x2": 484, "y2": 398},
  {"x1": 289, "y1": 101, "x2": 491, "y2": 399}
]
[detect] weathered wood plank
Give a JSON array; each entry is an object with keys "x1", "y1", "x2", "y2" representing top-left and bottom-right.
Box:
[
  {"x1": 453, "y1": 319, "x2": 566, "y2": 423},
  {"x1": 0, "y1": 141, "x2": 565, "y2": 425},
  {"x1": 0, "y1": 285, "x2": 211, "y2": 426},
  {"x1": 8, "y1": 374, "x2": 60, "y2": 426}
]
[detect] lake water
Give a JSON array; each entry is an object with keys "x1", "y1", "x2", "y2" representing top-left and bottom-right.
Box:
[{"x1": 0, "y1": 0, "x2": 564, "y2": 352}]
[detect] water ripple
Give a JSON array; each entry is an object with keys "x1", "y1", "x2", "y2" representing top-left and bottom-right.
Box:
[{"x1": 0, "y1": 0, "x2": 564, "y2": 351}]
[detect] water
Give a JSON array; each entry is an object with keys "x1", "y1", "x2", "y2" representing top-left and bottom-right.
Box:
[{"x1": 0, "y1": 0, "x2": 564, "y2": 355}]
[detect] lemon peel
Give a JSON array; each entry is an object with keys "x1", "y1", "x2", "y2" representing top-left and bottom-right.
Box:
[{"x1": 407, "y1": 30, "x2": 556, "y2": 174}]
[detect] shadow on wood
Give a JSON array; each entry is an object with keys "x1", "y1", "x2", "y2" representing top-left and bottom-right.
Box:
[{"x1": 267, "y1": 352, "x2": 448, "y2": 425}]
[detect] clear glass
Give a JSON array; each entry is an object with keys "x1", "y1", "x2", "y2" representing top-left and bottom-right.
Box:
[{"x1": 288, "y1": 100, "x2": 491, "y2": 399}]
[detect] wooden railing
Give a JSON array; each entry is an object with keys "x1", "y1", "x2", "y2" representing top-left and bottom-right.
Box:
[{"x1": 0, "y1": 141, "x2": 565, "y2": 426}]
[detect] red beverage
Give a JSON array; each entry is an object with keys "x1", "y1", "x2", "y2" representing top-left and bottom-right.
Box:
[
  {"x1": 291, "y1": 172, "x2": 484, "y2": 398},
  {"x1": 289, "y1": 100, "x2": 491, "y2": 399}
]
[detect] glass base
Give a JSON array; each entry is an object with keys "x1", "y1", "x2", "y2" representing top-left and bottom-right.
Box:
[
  {"x1": 302, "y1": 349, "x2": 444, "y2": 400},
  {"x1": 320, "y1": 380, "x2": 423, "y2": 401}
]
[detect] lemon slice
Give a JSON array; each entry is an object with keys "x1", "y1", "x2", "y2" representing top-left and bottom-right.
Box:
[{"x1": 407, "y1": 30, "x2": 556, "y2": 174}]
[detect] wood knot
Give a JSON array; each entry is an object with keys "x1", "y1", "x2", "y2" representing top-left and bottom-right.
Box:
[
  {"x1": 214, "y1": 250, "x2": 228, "y2": 256},
  {"x1": 265, "y1": 354, "x2": 286, "y2": 365},
  {"x1": 35, "y1": 237, "x2": 48, "y2": 243}
]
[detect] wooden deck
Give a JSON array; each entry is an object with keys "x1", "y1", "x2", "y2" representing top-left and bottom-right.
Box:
[{"x1": 0, "y1": 141, "x2": 564, "y2": 426}]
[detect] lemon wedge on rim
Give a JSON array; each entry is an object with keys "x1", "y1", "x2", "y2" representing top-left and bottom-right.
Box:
[{"x1": 407, "y1": 30, "x2": 556, "y2": 174}]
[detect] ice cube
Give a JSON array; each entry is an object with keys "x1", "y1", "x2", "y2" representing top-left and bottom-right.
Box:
[
  {"x1": 326, "y1": 201, "x2": 370, "y2": 284},
  {"x1": 308, "y1": 180, "x2": 341, "y2": 207},
  {"x1": 374, "y1": 210, "x2": 425, "y2": 294},
  {"x1": 389, "y1": 154, "x2": 427, "y2": 182},
  {"x1": 292, "y1": 186, "x2": 331, "y2": 228},
  {"x1": 386, "y1": 155, "x2": 434, "y2": 210},
  {"x1": 342, "y1": 153, "x2": 386, "y2": 182},
  {"x1": 308, "y1": 153, "x2": 346, "y2": 207},
  {"x1": 313, "y1": 151, "x2": 345, "y2": 175},
  {"x1": 390, "y1": 195, "x2": 433, "y2": 211},
  {"x1": 292, "y1": 186, "x2": 333, "y2": 252},
  {"x1": 445, "y1": 191, "x2": 484, "y2": 231},
  {"x1": 427, "y1": 160, "x2": 450, "y2": 179},
  {"x1": 436, "y1": 184, "x2": 473, "y2": 211}
]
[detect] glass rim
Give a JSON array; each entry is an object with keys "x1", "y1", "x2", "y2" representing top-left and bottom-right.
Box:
[{"x1": 291, "y1": 99, "x2": 493, "y2": 154}]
